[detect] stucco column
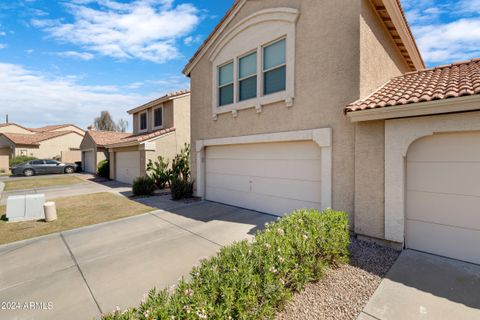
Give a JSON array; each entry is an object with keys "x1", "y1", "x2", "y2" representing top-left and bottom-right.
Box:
[
  {"x1": 195, "y1": 141, "x2": 205, "y2": 198},
  {"x1": 109, "y1": 150, "x2": 115, "y2": 180}
]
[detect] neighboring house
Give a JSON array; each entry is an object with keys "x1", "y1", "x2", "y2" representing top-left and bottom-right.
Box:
[
  {"x1": 29, "y1": 124, "x2": 85, "y2": 135},
  {"x1": 80, "y1": 130, "x2": 131, "y2": 174},
  {"x1": 0, "y1": 129, "x2": 84, "y2": 172},
  {"x1": 183, "y1": 0, "x2": 480, "y2": 265},
  {"x1": 105, "y1": 90, "x2": 191, "y2": 184}
]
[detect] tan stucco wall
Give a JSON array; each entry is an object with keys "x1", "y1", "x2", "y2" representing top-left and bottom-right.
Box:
[
  {"x1": 352, "y1": 0, "x2": 411, "y2": 239},
  {"x1": 190, "y1": 0, "x2": 362, "y2": 217},
  {"x1": 16, "y1": 133, "x2": 83, "y2": 159},
  {"x1": 172, "y1": 95, "x2": 191, "y2": 153},
  {"x1": 354, "y1": 120, "x2": 385, "y2": 238},
  {"x1": 359, "y1": 0, "x2": 410, "y2": 98},
  {"x1": 0, "y1": 147, "x2": 10, "y2": 172},
  {"x1": 80, "y1": 133, "x2": 97, "y2": 150},
  {"x1": 131, "y1": 99, "x2": 179, "y2": 135},
  {"x1": 0, "y1": 125, "x2": 34, "y2": 135},
  {"x1": 145, "y1": 132, "x2": 178, "y2": 166}
]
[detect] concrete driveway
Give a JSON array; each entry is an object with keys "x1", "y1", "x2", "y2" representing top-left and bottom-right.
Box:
[
  {"x1": 0, "y1": 201, "x2": 275, "y2": 320},
  {"x1": 0, "y1": 174, "x2": 131, "y2": 205},
  {"x1": 358, "y1": 250, "x2": 480, "y2": 320}
]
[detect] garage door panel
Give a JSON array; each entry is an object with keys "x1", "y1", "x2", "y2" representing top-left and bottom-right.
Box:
[
  {"x1": 408, "y1": 132, "x2": 480, "y2": 162},
  {"x1": 116, "y1": 152, "x2": 140, "y2": 184},
  {"x1": 407, "y1": 162, "x2": 480, "y2": 197},
  {"x1": 207, "y1": 172, "x2": 322, "y2": 203},
  {"x1": 205, "y1": 141, "x2": 323, "y2": 216},
  {"x1": 407, "y1": 191, "x2": 480, "y2": 230},
  {"x1": 406, "y1": 131, "x2": 480, "y2": 265},
  {"x1": 207, "y1": 141, "x2": 321, "y2": 160},
  {"x1": 206, "y1": 158, "x2": 322, "y2": 181},
  {"x1": 206, "y1": 186, "x2": 322, "y2": 217},
  {"x1": 406, "y1": 220, "x2": 480, "y2": 265},
  {"x1": 83, "y1": 151, "x2": 95, "y2": 173}
]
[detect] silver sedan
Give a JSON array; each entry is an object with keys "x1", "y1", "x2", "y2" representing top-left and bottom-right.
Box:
[{"x1": 11, "y1": 159, "x2": 77, "y2": 176}]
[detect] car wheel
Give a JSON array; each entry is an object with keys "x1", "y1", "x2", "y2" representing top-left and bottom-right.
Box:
[
  {"x1": 23, "y1": 169, "x2": 35, "y2": 177},
  {"x1": 64, "y1": 166, "x2": 75, "y2": 174}
]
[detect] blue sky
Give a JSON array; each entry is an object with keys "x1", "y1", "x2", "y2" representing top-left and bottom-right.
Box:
[{"x1": 0, "y1": 0, "x2": 478, "y2": 129}]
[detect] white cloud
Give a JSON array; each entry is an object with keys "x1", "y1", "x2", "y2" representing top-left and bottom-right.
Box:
[
  {"x1": 0, "y1": 63, "x2": 144, "y2": 129},
  {"x1": 56, "y1": 51, "x2": 94, "y2": 60},
  {"x1": 32, "y1": 0, "x2": 200, "y2": 63},
  {"x1": 0, "y1": 31, "x2": 5, "y2": 36},
  {"x1": 0, "y1": 44, "x2": 6, "y2": 49},
  {"x1": 0, "y1": 63, "x2": 190, "y2": 129},
  {"x1": 413, "y1": 18, "x2": 480, "y2": 63},
  {"x1": 183, "y1": 34, "x2": 202, "y2": 46}
]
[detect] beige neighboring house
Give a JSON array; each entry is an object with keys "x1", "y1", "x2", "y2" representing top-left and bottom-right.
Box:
[
  {"x1": 80, "y1": 130, "x2": 131, "y2": 174},
  {"x1": 183, "y1": 0, "x2": 480, "y2": 265},
  {"x1": 104, "y1": 90, "x2": 191, "y2": 184},
  {"x1": 0, "y1": 123, "x2": 85, "y2": 172}
]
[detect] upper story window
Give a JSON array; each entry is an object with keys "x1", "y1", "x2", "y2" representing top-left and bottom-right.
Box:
[
  {"x1": 153, "y1": 106, "x2": 163, "y2": 129},
  {"x1": 209, "y1": 8, "x2": 298, "y2": 117},
  {"x1": 263, "y1": 39, "x2": 286, "y2": 95},
  {"x1": 139, "y1": 111, "x2": 147, "y2": 132},
  {"x1": 238, "y1": 52, "x2": 257, "y2": 101},
  {"x1": 218, "y1": 62, "x2": 234, "y2": 106}
]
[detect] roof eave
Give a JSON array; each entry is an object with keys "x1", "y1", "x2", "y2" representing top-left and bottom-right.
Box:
[
  {"x1": 346, "y1": 95, "x2": 480, "y2": 122},
  {"x1": 126, "y1": 92, "x2": 190, "y2": 115}
]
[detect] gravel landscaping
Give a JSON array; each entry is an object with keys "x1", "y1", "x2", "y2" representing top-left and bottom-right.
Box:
[{"x1": 276, "y1": 237, "x2": 400, "y2": 320}]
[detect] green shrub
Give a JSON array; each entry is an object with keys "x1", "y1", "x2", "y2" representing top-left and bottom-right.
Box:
[
  {"x1": 132, "y1": 176, "x2": 156, "y2": 196},
  {"x1": 102, "y1": 208, "x2": 350, "y2": 320},
  {"x1": 171, "y1": 143, "x2": 191, "y2": 182},
  {"x1": 146, "y1": 156, "x2": 172, "y2": 189},
  {"x1": 170, "y1": 178, "x2": 194, "y2": 200},
  {"x1": 9, "y1": 156, "x2": 37, "y2": 167},
  {"x1": 97, "y1": 160, "x2": 110, "y2": 178}
]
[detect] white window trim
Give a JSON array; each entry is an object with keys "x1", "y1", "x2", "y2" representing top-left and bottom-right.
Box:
[
  {"x1": 152, "y1": 105, "x2": 164, "y2": 130},
  {"x1": 138, "y1": 111, "x2": 148, "y2": 133},
  {"x1": 210, "y1": 8, "x2": 298, "y2": 119}
]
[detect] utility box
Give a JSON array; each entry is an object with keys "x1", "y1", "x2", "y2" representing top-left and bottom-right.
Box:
[{"x1": 6, "y1": 194, "x2": 46, "y2": 222}]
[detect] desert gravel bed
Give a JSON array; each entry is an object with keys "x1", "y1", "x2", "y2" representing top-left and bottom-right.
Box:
[{"x1": 276, "y1": 237, "x2": 400, "y2": 320}]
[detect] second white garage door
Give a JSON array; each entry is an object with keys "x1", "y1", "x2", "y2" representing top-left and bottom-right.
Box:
[
  {"x1": 406, "y1": 131, "x2": 480, "y2": 265},
  {"x1": 205, "y1": 141, "x2": 323, "y2": 216},
  {"x1": 115, "y1": 151, "x2": 141, "y2": 184},
  {"x1": 83, "y1": 151, "x2": 95, "y2": 173}
]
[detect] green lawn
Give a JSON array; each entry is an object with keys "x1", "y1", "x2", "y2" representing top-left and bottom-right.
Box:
[
  {"x1": 0, "y1": 192, "x2": 154, "y2": 245},
  {"x1": 3, "y1": 176, "x2": 84, "y2": 191}
]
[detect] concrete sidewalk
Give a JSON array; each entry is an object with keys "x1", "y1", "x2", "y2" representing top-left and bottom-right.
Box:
[
  {"x1": 358, "y1": 250, "x2": 480, "y2": 320},
  {"x1": 0, "y1": 201, "x2": 274, "y2": 320}
]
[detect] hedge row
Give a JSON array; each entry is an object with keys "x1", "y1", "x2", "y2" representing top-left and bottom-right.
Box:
[{"x1": 102, "y1": 208, "x2": 350, "y2": 320}]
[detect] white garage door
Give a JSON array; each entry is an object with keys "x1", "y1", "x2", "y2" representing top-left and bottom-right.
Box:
[
  {"x1": 205, "y1": 141, "x2": 323, "y2": 216},
  {"x1": 83, "y1": 151, "x2": 95, "y2": 173},
  {"x1": 115, "y1": 151, "x2": 140, "y2": 184},
  {"x1": 406, "y1": 131, "x2": 480, "y2": 265}
]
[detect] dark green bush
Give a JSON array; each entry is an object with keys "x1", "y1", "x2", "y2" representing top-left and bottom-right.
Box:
[
  {"x1": 170, "y1": 178, "x2": 194, "y2": 200},
  {"x1": 132, "y1": 176, "x2": 156, "y2": 196},
  {"x1": 102, "y1": 208, "x2": 350, "y2": 320},
  {"x1": 97, "y1": 160, "x2": 110, "y2": 178},
  {"x1": 9, "y1": 156, "x2": 37, "y2": 167}
]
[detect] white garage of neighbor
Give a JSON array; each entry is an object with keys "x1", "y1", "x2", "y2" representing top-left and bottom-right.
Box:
[
  {"x1": 115, "y1": 151, "x2": 140, "y2": 184},
  {"x1": 83, "y1": 150, "x2": 95, "y2": 174},
  {"x1": 197, "y1": 129, "x2": 332, "y2": 217}
]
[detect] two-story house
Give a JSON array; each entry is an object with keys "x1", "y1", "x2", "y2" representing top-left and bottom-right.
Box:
[
  {"x1": 97, "y1": 90, "x2": 191, "y2": 184},
  {"x1": 183, "y1": 0, "x2": 480, "y2": 266}
]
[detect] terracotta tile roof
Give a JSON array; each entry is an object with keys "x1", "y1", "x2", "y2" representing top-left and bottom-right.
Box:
[
  {"x1": 30, "y1": 124, "x2": 83, "y2": 132},
  {"x1": 2, "y1": 131, "x2": 78, "y2": 146},
  {"x1": 0, "y1": 123, "x2": 34, "y2": 132},
  {"x1": 86, "y1": 130, "x2": 132, "y2": 147},
  {"x1": 106, "y1": 127, "x2": 176, "y2": 147},
  {"x1": 345, "y1": 58, "x2": 480, "y2": 113},
  {"x1": 127, "y1": 90, "x2": 190, "y2": 114}
]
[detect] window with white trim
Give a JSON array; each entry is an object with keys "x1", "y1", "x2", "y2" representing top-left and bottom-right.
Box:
[
  {"x1": 238, "y1": 51, "x2": 257, "y2": 101},
  {"x1": 139, "y1": 111, "x2": 147, "y2": 132},
  {"x1": 263, "y1": 39, "x2": 286, "y2": 95},
  {"x1": 153, "y1": 106, "x2": 163, "y2": 129},
  {"x1": 218, "y1": 62, "x2": 234, "y2": 106}
]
